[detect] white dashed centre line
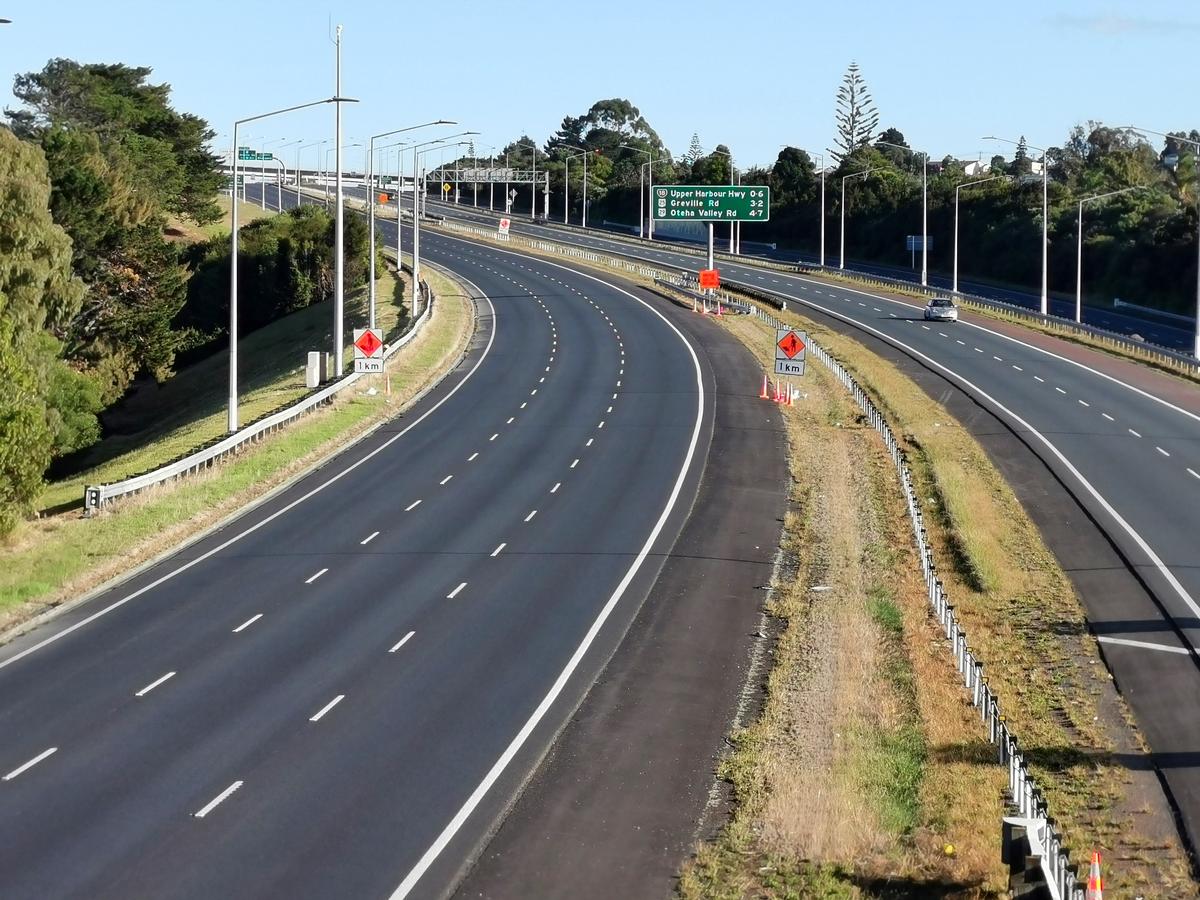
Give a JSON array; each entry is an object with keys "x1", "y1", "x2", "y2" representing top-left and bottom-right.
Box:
[
  {"x1": 1034, "y1": 376, "x2": 1045, "y2": 383},
  {"x1": 1157, "y1": 446, "x2": 1171, "y2": 457},
  {"x1": 1188, "y1": 468, "x2": 1200, "y2": 480},
  {"x1": 491, "y1": 543, "x2": 506, "y2": 558},
  {"x1": 405, "y1": 499, "x2": 422, "y2": 511},
  {"x1": 1102, "y1": 413, "x2": 1115, "y2": 421},
  {"x1": 1129, "y1": 429, "x2": 1142, "y2": 438},
  {"x1": 1012, "y1": 365, "x2": 1023, "y2": 371},
  {"x1": 520, "y1": 402, "x2": 527, "y2": 409},
  {"x1": 447, "y1": 582, "x2": 468, "y2": 599},
  {"x1": 468, "y1": 452, "x2": 479, "y2": 462},
  {"x1": 571, "y1": 459, "x2": 579, "y2": 468},
  {"x1": 550, "y1": 482, "x2": 561, "y2": 493},
  {"x1": 1055, "y1": 387, "x2": 1067, "y2": 394},
  {"x1": 586, "y1": 437, "x2": 594, "y2": 447},
  {"x1": 194, "y1": 780, "x2": 242, "y2": 818},
  {"x1": 507, "y1": 416, "x2": 515, "y2": 424},
  {"x1": 955, "y1": 339, "x2": 965, "y2": 345},
  {"x1": 3, "y1": 747, "x2": 57, "y2": 782},
  {"x1": 1078, "y1": 400, "x2": 1090, "y2": 407},
  {"x1": 305, "y1": 568, "x2": 328, "y2": 584},
  {"x1": 993, "y1": 356, "x2": 1003, "y2": 362},
  {"x1": 135, "y1": 671, "x2": 176, "y2": 697},
  {"x1": 389, "y1": 631, "x2": 415, "y2": 653},
  {"x1": 524, "y1": 510, "x2": 538, "y2": 522},
  {"x1": 440, "y1": 475, "x2": 453, "y2": 485},
  {"x1": 232, "y1": 614, "x2": 262, "y2": 633},
  {"x1": 361, "y1": 531, "x2": 379, "y2": 545},
  {"x1": 490, "y1": 433, "x2": 499, "y2": 441},
  {"x1": 309, "y1": 695, "x2": 345, "y2": 723}
]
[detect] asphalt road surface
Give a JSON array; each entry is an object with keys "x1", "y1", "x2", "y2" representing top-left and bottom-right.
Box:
[
  {"x1": 404, "y1": 193, "x2": 1200, "y2": 856},
  {"x1": 0, "y1": 199, "x2": 736, "y2": 898}
]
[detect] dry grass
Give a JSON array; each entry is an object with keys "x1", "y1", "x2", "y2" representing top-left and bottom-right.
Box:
[{"x1": 681, "y1": 305, "x2": 1196, "y2": 897}]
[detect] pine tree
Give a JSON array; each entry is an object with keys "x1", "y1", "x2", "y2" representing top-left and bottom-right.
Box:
[
  {"x1": 686, "y1": 132, "x2": 704, "y2": 165},
  {"x1": 833, "y1": 62, "x2": 880, "y2": 161}
]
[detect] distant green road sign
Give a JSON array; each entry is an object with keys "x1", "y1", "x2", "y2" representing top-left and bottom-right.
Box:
[
  {"x1": 237, "y1": 147, "x2": 274, "y2": 161},
  {"x1": 652, "y1": 184, "x2": 770, "y2": 222}
]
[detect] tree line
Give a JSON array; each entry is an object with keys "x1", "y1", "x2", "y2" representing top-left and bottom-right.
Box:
[
  {"x1": 451, "y1": 79, "x2": 1197, "y2": 317},
  {"x1": 0, "y1": 59, "x2": 372, "y2": 534}
]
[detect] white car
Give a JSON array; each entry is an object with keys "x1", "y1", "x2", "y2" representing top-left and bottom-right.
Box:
[{"x1": 924, "y1": 297, "x2": 959, "y2": 322}]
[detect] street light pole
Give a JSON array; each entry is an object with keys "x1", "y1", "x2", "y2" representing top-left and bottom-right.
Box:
[
  {"x1": 708, "y1": 147, "x2": 736, "y2": 252},
  {"x1": 620, "y1": 144, "x2": 654, "y2": 238},
  {"x1": 840, "y1": 167, "x2": 880, "y2": 270},
  {"x1": 983, "y1": 135, "x2": 1050, "y2": 314},
  {"x1": 561, "y1": 145, "x2": 586, "y2": 225},
  {"x1": 1076, "y1": 186, "x2": 1146, "y2": 323},
  {"x1": 227, "y1": 96, "x2": 346, "y2": 433},
  {"x1": 365, "y1": 121, "x2": 455, "y2": 329},
  {"x1": 412, "y1": 140, "x2": 471, "y2": 305},
  {"x1": 876, "y1": 140, "x2": 929, "y2": 286},
  {"x1": 954, "y1": 176, "x2": 1005, "y2": 294}
]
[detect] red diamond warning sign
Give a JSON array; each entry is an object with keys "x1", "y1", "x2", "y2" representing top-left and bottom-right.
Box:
[
  {"x1": 777, "y1": 331, "x2": 805, "y2": 358},
  {"x1": 353, "y1": 328, "x2": 384, "y2": 373},
  {"x1": 354, "y1": 329, "x2": 383, "y2": 358}
]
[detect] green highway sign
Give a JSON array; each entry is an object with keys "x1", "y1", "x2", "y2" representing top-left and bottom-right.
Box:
[
  {"x1": 237, "y1": 147, "x2": 274, "y2": 161},
  {"x1": 652, "y1": 184, "x2": 770, "y2": 222}
]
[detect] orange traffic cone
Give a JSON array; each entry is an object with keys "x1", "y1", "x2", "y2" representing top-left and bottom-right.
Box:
[
  {"x1": 760, "y1": 374, "x2": 770, "y2": 400},
  {"x1": 1085, "y1": 851, "x2": 1103, "y2": 900}
]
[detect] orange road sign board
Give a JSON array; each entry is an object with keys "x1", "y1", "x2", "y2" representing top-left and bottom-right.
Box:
[
  {"x1": 777, "y1": 331, "x2": 805, "y2": 359},
  {"x1": 698, "y1": 269, "x2": 720, "y2": 289}
]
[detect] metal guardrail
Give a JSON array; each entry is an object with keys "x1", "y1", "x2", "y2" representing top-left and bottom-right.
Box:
[
  {"x1": 83, "y1": 270, "x2": 434, "y2": 512},
  {"x1": 437, "y1": 215, "x2": 1086, "y2": 898},
  {"x1": 748, "y1": 299, "x2": 1085, "y2": 900}
]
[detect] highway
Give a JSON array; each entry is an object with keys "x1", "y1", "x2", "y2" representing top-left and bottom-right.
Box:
[
  {"x1": 400, "y1": 193, "x2": 1200, "y2": 853},
  {"x1": 0, "y1": 199, "x2": 752, "y2": 898},
  {"x1": 397, "y1": 188, "x2": 1195, "y2": 350}
]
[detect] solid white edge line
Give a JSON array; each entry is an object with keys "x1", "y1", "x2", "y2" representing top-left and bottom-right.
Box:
[
  {"x1": 309, "y1": 694, "x2": 345, "y2": 722},
  {"x1": 389, "y1": 631, "x2": 415, "y2": 653},
  {"x1": 0, "y1": 280, "x2": 499, "y2": 674},
  {"x1": 388, "y1": 233, "x2": 706, "y2": 900},
  {"x1": 1097, "y1": 635, "x2": 1191, "y2": 656},
  {"x1": 3, "y1": 747, "x2": 57, "y2": 781},
  {"x1": 135, "y1": 670, "x2": 176, "y2": 697},
  {"x1": 194, "y1": 780, "x2": 243, "y2": 818},
  {"x1": 232, "y1": 613, "x2": 262, "y2": 633},
  {"x1": 759, "y1": 282, "x2": 1200, "y2": 623}
]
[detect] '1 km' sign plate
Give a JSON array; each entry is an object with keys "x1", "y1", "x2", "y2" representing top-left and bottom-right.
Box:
[{"x1": 774, "y1": 327, "x2": 806, "y2": 376}]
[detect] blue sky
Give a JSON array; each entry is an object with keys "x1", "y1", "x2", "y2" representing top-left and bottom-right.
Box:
[{"x1": 1, "y1": 0, "x2": 1196, "y2": 170}]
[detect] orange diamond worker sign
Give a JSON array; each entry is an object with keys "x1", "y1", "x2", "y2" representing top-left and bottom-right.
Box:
[
  {"x1": 354, "y1": 329, "x2": 382, "y2": 357},
  {"x1": 777, "y1": 331, "x2": 805, "y2": 359}
]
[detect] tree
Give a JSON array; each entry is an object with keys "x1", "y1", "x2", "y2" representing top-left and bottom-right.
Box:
[
  {"x1": 7, "y1": 59, "x2": 222, "y2": 224},
  {"x1": 833, "y1": 62, "x2": 879, "y2": 161},
  {"x1": 685, "y1": 132, "x2": 704, "y2": 165},
  {"x1": 772, "y1": 147, "x2": 817, "y2": 206},
  {"x1": 0, "y1": 127, "x2": 91, "y2": 531}
]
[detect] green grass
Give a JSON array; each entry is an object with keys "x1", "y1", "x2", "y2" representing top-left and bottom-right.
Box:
[
  {"x1": 42, "y1": 268, "x2": 407, "y2": 513},
  {"x1": 165, "y1": 195, "x2": 277, "y2": 244}
]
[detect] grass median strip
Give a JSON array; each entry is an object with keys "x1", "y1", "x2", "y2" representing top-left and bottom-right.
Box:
[
  {"x1": 677, "y1": 309, "x2": 1195, "y2": 897},
  {"x1": 0, "y1": 263, "x2": 473, "y2": 637}
]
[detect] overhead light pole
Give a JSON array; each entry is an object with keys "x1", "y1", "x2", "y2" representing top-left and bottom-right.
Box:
[
  {"x1": 227, "y1": 95, "x2": 348, "y2": 433},
  {"x1": 515, "y1": 137, "x2": 539, "y2": 220},
  {"x1": 954, "y1": 175, "x2": 1006, "y2": 294},
  {"x1": 1120, "y1": 125, "x2": 1200, "y2": 359},
  {"x1": 561, "y1": 144, "x2": 587, "y2": 225},
  {"x1": 255, "y1": 137, "x2": 291, "y2": 209},
  {"x1": 840, "y1": 166, "x2": 882, "y2": 270},
  {"x1": 296, "y1": 139, "x2": 327, "y2": 205},
  {"x1": 620, "y1": 144, "x2": 655, "y2": 239},
  {"x1": 876, "y1": 140, "x2": 929, "y2": 286},
  {"x1": 1076, "y1": 186, "x2": 1146, "y2": 323},
  {"x1": 412, "y1": 138, "x2": 472, "y2": 304},
  {"x1": 365, "y1": 121, "x2": 455, "y2": 329},
  {"x1": 983, "y1": 135, "x2": 1050, "y2": 315},
  {"x1": 791, "y1": 147, "x2": 828, "y2": 267}
]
